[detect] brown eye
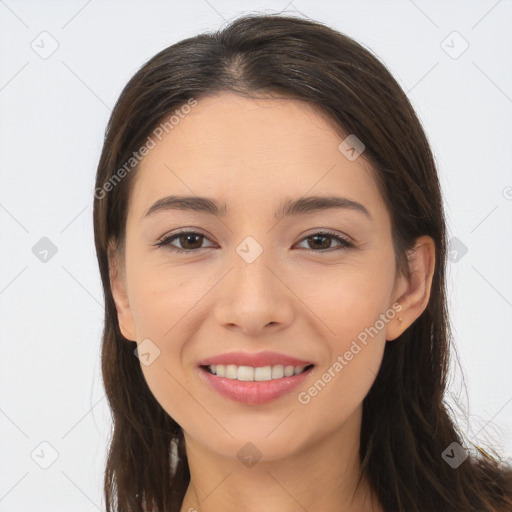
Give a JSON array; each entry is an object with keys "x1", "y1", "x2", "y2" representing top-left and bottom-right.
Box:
[
  {"x1": 296, "y1": 232, "x2": 353, "y2": 252},
  {"x1": 156, "y1": 231, "x2": 214, "y2": 253}
]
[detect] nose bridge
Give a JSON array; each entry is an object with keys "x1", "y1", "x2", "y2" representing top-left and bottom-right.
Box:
[
  {"x1": 232, "y1": 232, "x2": 277, "y2": 299},
  {"x1": 214, "y1": 230, "x2": 292, "y2": 331}
]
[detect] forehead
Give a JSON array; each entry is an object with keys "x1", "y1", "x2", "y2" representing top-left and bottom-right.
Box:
[{"x1": 130, "y1": 92, "x2": 386, "y2": 222}]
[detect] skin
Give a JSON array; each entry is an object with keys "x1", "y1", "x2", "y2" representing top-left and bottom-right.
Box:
[{"x1": 109, "y1": 92, "x2": 435, "y2": 512}]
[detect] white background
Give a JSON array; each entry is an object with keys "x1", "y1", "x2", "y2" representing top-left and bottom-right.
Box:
[{"x1": 1, "y1": 0, "x2": 511, "y2": 509}]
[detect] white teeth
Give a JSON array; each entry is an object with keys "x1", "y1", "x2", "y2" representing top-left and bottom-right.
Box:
[
  {"x1": 254, "y1": 366, "x2": 272, "y2": 381},
  {"x1": 237, "y1": 365, "x2": 254, "y2": 381},
  {"x1": 271, "y1": 364, "x2": 284, "y2": 379},
  {"x1": 284, "y1": 365, "x2": 294, "y2": 377},
  {"x1": 226, "y1": 364, "x2": 238, "y2": 379},
  {"x1": 208, "y1": 363, "x2": 310, "y2": 381}
]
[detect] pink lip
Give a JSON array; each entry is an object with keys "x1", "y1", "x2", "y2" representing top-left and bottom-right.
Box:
[
  {"x1": 197, "y1": 351, "x2": 315, "y2": 405},
  {"x1": 198, "y1": 365, "x2": 314, "y2": 405},
  {"x1": 198, "y1": 350, "x2": 313, "y2": 367}
]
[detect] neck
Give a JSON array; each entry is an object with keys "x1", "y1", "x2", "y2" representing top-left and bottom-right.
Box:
[{"x1": 179, "y1": 405, "x2": 382, "y2": 512}]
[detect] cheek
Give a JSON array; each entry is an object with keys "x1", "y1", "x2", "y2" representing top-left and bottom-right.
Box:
[
  {"x1": 126, "y1": 251, "x2": 203, "y2": 341},
  {"x1": 304, "y1": 246, "x2": 397, "y2": 346},
  {"x1": 294, "y1": 337, "x2": 385, "y2": 450},
  {"x1": 294, "y1": 260, "x2": 396, "y2": 434},
  {"x1": 125, "y1": 261, "x2": 213, "y2": 420},
  {"x1": 292, "y1": 248, "x2": 395, "y2": 425},
  {"x1": 128, "y1": 279, "x2": 195, "y2": 424}
]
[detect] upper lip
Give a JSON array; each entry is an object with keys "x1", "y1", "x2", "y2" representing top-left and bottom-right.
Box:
[{"x1": 198, "y1": 351, "x2": 314, "y2": 368}]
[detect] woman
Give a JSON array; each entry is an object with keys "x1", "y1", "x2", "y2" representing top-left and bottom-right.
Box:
[{"x1": 93, "y1": 13, "x2": 512, "y2": 512}]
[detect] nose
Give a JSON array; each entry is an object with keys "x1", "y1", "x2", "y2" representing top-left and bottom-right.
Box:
[{"x1": 213, "y1": 245, "x2": 294, "y2": 336}]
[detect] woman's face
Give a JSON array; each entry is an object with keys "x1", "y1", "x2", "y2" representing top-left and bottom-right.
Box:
[{"x1": 110, "y1": 92, "x2": 408, "y2": 462}]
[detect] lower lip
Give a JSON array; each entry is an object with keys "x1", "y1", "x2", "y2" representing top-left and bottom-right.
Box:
[{"x1": 198, "y1": 366, "x2": 314, "y2": 405}]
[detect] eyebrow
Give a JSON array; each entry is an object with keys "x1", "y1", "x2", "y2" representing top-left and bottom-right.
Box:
[{"x1": 143, "y1": 195, "x2": 372, "y2": 220}]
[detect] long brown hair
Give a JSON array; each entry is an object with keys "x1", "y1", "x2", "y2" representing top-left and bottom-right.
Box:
[{"x1": 93, "y1": 13, "x2": 512, "y2": 512}]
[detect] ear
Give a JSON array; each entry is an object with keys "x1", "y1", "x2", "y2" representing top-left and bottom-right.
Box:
[
  {"x1": 108, "y1": 239, "x2": 136, "y2": 342},
  {"x1": 386, "y1": 235, "x2": 436, "y2": 341}
]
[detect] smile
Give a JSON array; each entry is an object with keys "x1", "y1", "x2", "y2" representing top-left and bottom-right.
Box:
[
  {"x1": 197, "y1": 352, "x2": 315, "y2": 405},
  {"x1": 205, "y1": 363, "x2": 313, "y2": 381}
]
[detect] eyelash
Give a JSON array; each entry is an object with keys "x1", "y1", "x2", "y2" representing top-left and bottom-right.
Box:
[{"x1": 154, "y1": 230, "x2": 354, "y2": 254}]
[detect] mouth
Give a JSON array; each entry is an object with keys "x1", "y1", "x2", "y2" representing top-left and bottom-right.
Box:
[
  {"x1": 201, "y1": 363, "x2": 314, "y2": 381},
  {"x1": 196, "y1": 352, "x2": 315, "y2": 405}
]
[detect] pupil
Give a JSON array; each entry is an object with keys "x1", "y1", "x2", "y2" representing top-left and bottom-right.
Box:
[
  {"x1": 310, "y1": 235, "x2": 329, "y2": 250},
  {"x1": 182, "y1": 234, "x2": 201, "y2": 249}
]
